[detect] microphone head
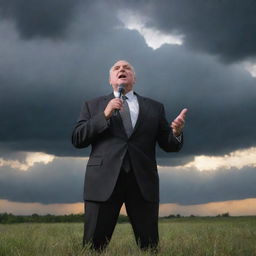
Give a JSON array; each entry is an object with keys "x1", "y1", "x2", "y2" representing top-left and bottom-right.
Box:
[{"x1": 118, "y1": 84, "x2": 125, "y2": 93}]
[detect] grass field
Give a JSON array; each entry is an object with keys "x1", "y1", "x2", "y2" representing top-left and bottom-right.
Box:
[{"x1": 1, "y1": 217, "x2": 256, "y2": 256}]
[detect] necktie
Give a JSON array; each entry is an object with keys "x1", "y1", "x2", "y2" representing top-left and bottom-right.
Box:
[
  {"x1": 120, "y1": 96, "x2": 133, "y2": 137},
  {"x1": 120, "y1": 95, "x2": 133, "y2": 173}
]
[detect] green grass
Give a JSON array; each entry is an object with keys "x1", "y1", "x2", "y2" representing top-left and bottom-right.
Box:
[{"x1": 0, "y1": 217, "x2": 256, "y2": 256}]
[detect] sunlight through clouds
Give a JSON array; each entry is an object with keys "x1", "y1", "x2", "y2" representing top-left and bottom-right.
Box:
[
  {"x1": 185, "y1": 147, "x2": 256, "y2": 171},
  {"x1": 159, "y1": 198, "x2": 256, "y2": 217},
  {"x1": 0, "y1": 152, "x2": 55, "y2": 171},
  {"x1": 117, "y1": 10, "x2": 183, "y2": 49},
  {"x1": 2, "y1": 198, "x2": 256, "y2": 216},
  {"x1": 0, "y1": 199, "x2": 84, "y2": 215},
  {"x1": 159, "y1": 147, "x2": 256, "y2": 172},
  {"x1": 244, "y1": 61, "x2": 256, "y2": 77}
]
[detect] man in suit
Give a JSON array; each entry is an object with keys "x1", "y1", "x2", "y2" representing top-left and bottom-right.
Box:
[{"x1": 72, "y1": 60, "x2": 187, "y2": 251}]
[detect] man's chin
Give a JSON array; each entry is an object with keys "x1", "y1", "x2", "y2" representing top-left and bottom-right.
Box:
[
  {"x1": 118, "y1": 81, "x2": 128, "y2": 85},
  {"x1": 112, "y1": 83, "x2": 133, "y2": 92}
]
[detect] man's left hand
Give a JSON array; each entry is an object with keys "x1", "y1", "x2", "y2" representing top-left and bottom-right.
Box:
[{"x1": 171, "y1": 108, "x2": 188, "y2": 137}]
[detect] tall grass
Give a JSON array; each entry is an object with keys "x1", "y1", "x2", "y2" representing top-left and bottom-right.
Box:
[{"x1": 0, "y1": 217, "x2": 256, "y2": 256}]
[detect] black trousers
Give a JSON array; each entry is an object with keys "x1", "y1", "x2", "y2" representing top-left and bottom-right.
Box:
[{"x1": 83, "y1": 168, "x2": 159, "y2": 251}]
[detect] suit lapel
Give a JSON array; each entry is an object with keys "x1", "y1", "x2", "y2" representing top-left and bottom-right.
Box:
[
  {"x1": 132, "y1": 93, "x2": 148, "y2": 136},
  {"x1": 103, "y1": 93, "x2": 114, "y2": 108}
]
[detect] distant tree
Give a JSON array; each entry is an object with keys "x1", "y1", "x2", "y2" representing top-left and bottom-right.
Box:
[
  {"x1": 0, "y1": 213, "x2": 16, "y2": 224},
  {"x1": 164, "y1": 214, "x2": 184, "y2": 219},
  {"x1": 0, "y1": 213, "x2": 85, "y2": 223},
  {"x1": 165, "y1": 214, "x2": 175, "y2": 218},
  {"x1": 217, "y1": 212, "x2": 230, "y2": 217}
]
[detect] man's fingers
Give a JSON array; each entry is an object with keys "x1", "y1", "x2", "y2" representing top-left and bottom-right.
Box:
[
  {"x1": 110, "y1": 99, "x2": 123, "y2": 110},
  {"x1": 171, "y1": 108, "x2": 187, "y2": 135},
  {"x1": 173, "y1": 118, "x2": 185, "y2": 126},
  {"x1": 113, "y1": 102, "x2": 122, "y2": 107},
  {"x1": 178, "y1": 108, "x2": 188, "y2": 119},
  {"x1": 177, "y1": 117, "x2": 185, "y2": 123},
  {"x1": 171, "y1": 121, "x2": 183, "y2": 128},
  {"x1": 111, "y1": 98, "x2": 122, "y2": 104},
  {"x1": 171, "y1": 120, "x2": 184, "y2": 128}
]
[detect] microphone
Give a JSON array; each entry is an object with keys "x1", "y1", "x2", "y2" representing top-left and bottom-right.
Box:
[
  {"x1": 114, "y1": 84, "x2": 125, "y2": 116},
  {"x1": 117, "y1": 84, "x2": 125, "y2": 98}
]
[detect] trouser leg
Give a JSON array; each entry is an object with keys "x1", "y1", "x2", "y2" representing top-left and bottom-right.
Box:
[
  {"x1": 83, "y1": 200, "x2": 123, "y2": 251},
  {"x1": 125, "y1": 171, "x2": 159, "y2": 250},
  {"x1": 83, "y1": 171, "x2": 126, "y2": 251}
]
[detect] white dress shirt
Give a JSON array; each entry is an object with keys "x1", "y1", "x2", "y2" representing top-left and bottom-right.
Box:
[
  {"x1": 113, "y1": 90, "x2": 181, "y2": 141},
  {"x1": 114, "y1": 90, "x2": 139, "y2": 128}
]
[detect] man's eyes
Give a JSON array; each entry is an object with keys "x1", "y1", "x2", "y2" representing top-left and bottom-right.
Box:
[{"x1": 113, "y1": 65, "x2": 131, "y2": 70}]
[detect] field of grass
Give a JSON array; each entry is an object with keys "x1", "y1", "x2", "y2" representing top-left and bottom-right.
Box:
[{"x1": 1, "y1": 217, "x2": 256, "y2": 256}]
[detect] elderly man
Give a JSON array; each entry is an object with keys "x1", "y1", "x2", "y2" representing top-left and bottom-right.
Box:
[{"x1": 72, "y1": 60, "x2": 187, "y2": 251}]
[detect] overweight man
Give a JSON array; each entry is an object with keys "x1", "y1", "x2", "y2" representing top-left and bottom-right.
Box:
[{"x1": 72, "y1": 60, "x2": 187, "y2": 251}]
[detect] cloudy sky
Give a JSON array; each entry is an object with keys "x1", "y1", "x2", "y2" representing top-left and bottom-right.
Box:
[{"x1": 1, "y1": 0, "x2": 256, "y2": 216}]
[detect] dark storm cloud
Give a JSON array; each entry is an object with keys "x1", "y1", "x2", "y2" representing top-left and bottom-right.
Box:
[
  {"x1": 0, "y1": 0, "x2": 81, "y2": 38},
  {"x1": 1, "y1": 0, "x2": 256, "y2": 211},
  {"x1": 0, "y1": 0, "x2": 256, "y2": 160},
  {"x1": 0, "y1": 156, "x2": 255, "y2": 205},
  {"x1": 150, "y1": 45, "x2": 256, "y2": 157},
  {"x1": 0, "y1": 2, "x2": 125, "y2": 156},
  {"x1": 0, "y1": 157, "x2": 85, "y2": 204},
  {"x1": 134, "y1": 43, "x2": 256, "y2": 157},
  {"x1": 160, "y1": 166, "x2": 256, "y2": 205},
  {"x1": 117, "y1": 0, "x2": 256, "y2": 62}
]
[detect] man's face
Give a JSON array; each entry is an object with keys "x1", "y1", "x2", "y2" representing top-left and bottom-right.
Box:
[{"x1": 109, "y1": 60, "x2": 136, "y2": 92}]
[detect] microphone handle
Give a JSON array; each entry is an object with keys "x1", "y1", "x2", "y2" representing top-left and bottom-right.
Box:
[
  {"x1": 114, "y1": 108, "x2": 119, "y2": 116},
  {"x1": 113, "y1": 91, "x2": 122, "y2": 116}
]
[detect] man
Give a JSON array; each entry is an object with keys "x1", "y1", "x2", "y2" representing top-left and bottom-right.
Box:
[{"x1": 72, "y1": 60, "x2": 187, "y2": 251}]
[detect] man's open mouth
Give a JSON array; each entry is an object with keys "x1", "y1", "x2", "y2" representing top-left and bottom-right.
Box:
[{"x1": 118, "y1": 74, "x2": 127, "y2": 79}]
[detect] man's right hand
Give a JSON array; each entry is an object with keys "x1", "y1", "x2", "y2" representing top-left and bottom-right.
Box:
[{"x1": 104, "y1": 98, "x2": 123, "y2": 119}]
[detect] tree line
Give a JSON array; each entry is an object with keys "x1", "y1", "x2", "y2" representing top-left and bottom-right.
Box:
[
  {"x1": 0, "y1": 212, "x2": 230, "y2": 224},
  {"x1": 0, "y1": 213, "x2": 129, "y2": 224}
]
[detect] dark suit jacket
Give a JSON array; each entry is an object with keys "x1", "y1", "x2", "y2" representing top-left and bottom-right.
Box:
[{"x1": 72, "y1": 92, "x2": 183, "y2": 203}]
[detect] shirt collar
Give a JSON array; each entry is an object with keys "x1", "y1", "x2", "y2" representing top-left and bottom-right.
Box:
[{"x1": 113, "y1": 90, "x2": 135, "y2": 100}]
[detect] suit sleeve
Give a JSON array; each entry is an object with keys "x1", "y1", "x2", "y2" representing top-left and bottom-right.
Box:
[
  {"x1": 157, "y1": 104, "x2": 183, "y2": 152},
  {"x1": 71, "y1": 101, "x2": 109, "y2": 148}
]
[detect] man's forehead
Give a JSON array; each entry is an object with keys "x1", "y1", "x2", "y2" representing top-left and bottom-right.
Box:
[{"x1": 112, "y1": 60, "x2": 132, "y2": 68}]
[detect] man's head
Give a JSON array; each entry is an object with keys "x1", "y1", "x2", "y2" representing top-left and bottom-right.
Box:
[{"x1": 109, "y1": 60, "x2": 136, "y2": 93}]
